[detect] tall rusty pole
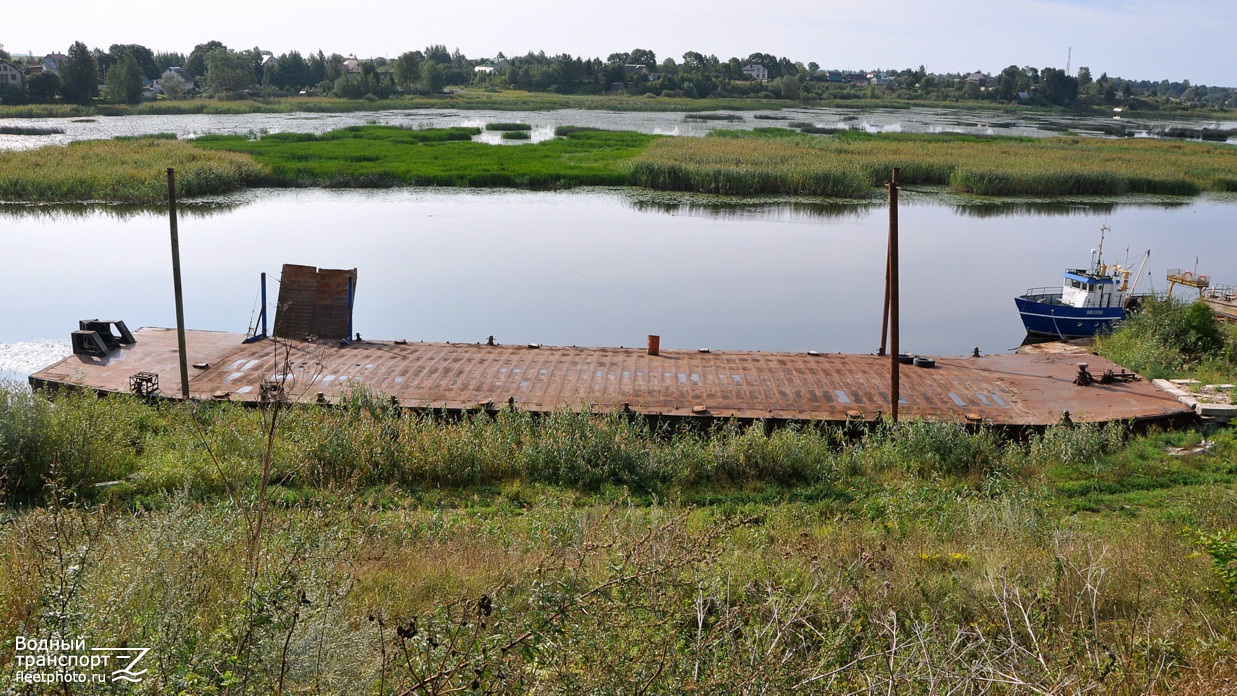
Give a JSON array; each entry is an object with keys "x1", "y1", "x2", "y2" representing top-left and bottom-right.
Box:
[
  {"x1": 167, "y1": 168, "x2": 190, "y2": 400},
  {"x1": 878, "y1": 250, "x2": 891, "y2": 356},
  {"x1": 888, "y1": 168, "x2": 900, "y2": 423}
]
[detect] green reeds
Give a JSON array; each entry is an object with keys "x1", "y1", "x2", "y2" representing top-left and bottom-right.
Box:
[
  {"x1": 0, "y1": 138, "x2": 264, "y2": 203},
  {"x1": 628, "y1": 134, "x2": 871, "y2": 197},
  {"x1": 631, "y1": 130, "x2": 1237, "y2": 197},
  {"x1": 111, "y1": 132, "x2": 179, "y2": 141}
]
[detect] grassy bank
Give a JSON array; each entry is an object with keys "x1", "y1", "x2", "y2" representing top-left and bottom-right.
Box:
[
  {"x1": 4, "y1": 125, "x2": 1235, "y2": 203},
  {"x1": 193, "y1": 125, "x2": 653, "y2": 188},
  {"x1": 1, "y1": 382, "x2": 1235, "y2": 693},
  {"x1": 0, "y1": 138, "x2": 264, "y2": 203},
  {"x1": 192, "y1": 126, "x2": 1237, "y2": 198}
]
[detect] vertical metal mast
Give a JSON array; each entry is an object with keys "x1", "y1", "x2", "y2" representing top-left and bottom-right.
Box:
[
  {"x1": 888, "y1": 168, "x2": 901, "y2": 423},
  {"x1": 167, "y1": 168, "x2": 190, "y2": 400}
]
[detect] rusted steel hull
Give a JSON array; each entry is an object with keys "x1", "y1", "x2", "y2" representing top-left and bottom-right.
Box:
[{"x1": 30, "y1": 328, "x2": 1192, "y2": 426}]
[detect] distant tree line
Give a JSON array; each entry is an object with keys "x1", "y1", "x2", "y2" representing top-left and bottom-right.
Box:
[{"x1": 1, "y1": 39, "x2": 1231, "y2": 111}]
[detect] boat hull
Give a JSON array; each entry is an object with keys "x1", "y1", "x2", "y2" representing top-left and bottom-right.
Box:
[{"x1": 1015, "y1": 295, "x2": 1124, "y2": 338}]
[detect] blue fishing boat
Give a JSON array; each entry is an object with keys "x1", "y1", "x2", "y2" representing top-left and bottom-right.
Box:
[{"x1": 1015, "y1": 227, "x2": 1149, "y2": 338}]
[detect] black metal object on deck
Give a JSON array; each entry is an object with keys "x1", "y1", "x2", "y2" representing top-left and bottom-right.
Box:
[{"x1": 71, "y1": 319, "x2": 135, "y2": 357}]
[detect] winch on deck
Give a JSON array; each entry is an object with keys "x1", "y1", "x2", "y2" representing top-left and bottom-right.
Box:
[{"x1": 71, "y1": 319, "x2": 136, "y2": 357}]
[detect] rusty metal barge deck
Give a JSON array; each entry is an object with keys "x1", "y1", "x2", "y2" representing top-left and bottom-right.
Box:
[{"x1": 29, "y1": 327, "x2": 1193, "y2": 426}]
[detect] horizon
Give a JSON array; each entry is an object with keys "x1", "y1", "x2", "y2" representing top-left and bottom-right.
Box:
[{"x1": 6, "y1": 0, "x2": 1235, "y2": 89}]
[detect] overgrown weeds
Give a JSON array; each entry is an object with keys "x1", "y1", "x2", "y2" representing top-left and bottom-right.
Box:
[{"x1": 2, "y1": 384, "x2": 1236, "y2": 692}]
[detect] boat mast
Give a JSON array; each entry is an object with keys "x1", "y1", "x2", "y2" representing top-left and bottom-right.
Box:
[{"x1": 1095, "y1": 225, "x2": 1109, "y2": 273}]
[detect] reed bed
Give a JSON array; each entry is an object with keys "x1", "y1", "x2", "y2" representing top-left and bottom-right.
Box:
[
  {"x1": 13, "y1": 125, "x2": 1236, "y2": 202},
  {"x1": 0, "y1": 138, "x2": 264, "y2": 203},
  {"x1": 631, "y1": 130, "x2": 1237, "y2": 197},
  {"x1": 629, "y1": 134, "x2": 872, "y2": 197}
]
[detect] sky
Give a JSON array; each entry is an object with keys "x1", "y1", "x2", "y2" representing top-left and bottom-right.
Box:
[{"x1": 7, "y1": 0, "x2": 1235, "y2": 87}]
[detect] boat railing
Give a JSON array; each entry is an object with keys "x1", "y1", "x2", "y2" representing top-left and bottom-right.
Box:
[
  {"x1": 1021, "y1": 288, "x2": 1064, "y2": 302},
  {"x1": 1203, "y1": 284, "x2": 1237, "y2": 302}
]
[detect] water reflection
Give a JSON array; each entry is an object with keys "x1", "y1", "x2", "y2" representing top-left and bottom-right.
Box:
[
  {"x1": 3, "y1": 189, "x2": 1235, "y2": 362},
  {"x1": 0, "y1": 196, "x2": 253, "y2": 221},
  {"x1": 619, "y1": 189, "x2": 1201, "y2": 220},
  {"x1": 621, "y1": 191, "x2": 879, "y2": 220},
  {"x1": 947, "y1": 198, "x2": 1194, "y2": 218}
]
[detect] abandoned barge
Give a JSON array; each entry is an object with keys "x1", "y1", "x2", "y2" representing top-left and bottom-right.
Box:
[{"x1": 28, "y1": 265, "x2": 1193, "y2": 428}]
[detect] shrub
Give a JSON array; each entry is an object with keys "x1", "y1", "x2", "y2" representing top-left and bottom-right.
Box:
[
  {"x1": 1096, "y1": 299, "x2": 1235, "y2": 378},
  {"x1": 1192, "y1": 529, "x2": 1237, "y2": 600}
]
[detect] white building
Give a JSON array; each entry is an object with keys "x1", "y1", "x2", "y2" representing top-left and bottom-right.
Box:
[
  {"x1": 0, "y1": 61, "x2": 23, "y2": 88},
  {"x1": 742, "y1": 64, "x2": 768, "y2": 82}
]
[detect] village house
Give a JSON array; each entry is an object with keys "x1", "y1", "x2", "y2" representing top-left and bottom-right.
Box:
[
  {"x1": 161, "y1": 67, "x2": 194, "y2": 92},
  {"x1": 0, "y1": 60, "x2": 23, "y2": 88},
  {"x1": 742, "y1": 64, "x2": 768, "y2": 82},
  {"x1": 41, "y1": 53, "x2": 67, "y2": 74},
  {"x1": 965, "y1": 71, "x2": 991, "y2": 88}
]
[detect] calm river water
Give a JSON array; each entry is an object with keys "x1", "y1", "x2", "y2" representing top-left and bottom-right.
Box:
[
  {"x1": 2, "y1": 105, "x2": 1235, "y2": 151},
  {"x1": 3, "y1": 188, "x2": 1236, "y2": 383}
]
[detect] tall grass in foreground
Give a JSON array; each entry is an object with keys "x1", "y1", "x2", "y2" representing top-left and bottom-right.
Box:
[
  {"x1": 0, "y1": 138, "x2": 264, "y2": 203},
  {"x1": 0, "y1": 385, "x2": 1142, "y2": 500},
  {"x1": 2, "y1": 386, "x2": 1235, "y2": 692},
  {"x1": 1, "y1": 457, "x2": 1234, "y2": 693}
]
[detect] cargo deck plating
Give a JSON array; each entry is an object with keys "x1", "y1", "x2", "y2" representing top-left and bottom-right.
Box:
[{"x1": 30, "y1": 327, "x2": 1192, "y2": 426}]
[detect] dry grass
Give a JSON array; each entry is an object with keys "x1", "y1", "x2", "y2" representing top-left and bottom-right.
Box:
[
  {"x1": 2, "y1": 387, "x2": 1236, "y2": 692},
  {"x1": 2, "y1": 488, "x2": 1234, "y2": 693}
]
